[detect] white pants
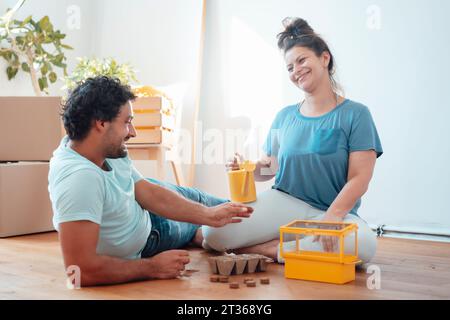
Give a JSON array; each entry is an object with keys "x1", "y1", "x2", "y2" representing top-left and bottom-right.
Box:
[{"x1": 202, "y1": 188, "x2": 377, "y2": 264}]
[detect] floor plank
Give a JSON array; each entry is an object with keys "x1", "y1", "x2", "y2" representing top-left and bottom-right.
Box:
[{"x1": 0, "y1": 232, "x2": 449, "y2": 300}]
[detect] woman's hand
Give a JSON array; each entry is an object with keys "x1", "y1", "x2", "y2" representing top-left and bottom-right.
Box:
[
  {"x1": 225, "y1": 153, "x2": 244, "y2": 171},
  {"x1": 226, "y1": 153, "x2": 277, "y2": 182},
  {"x1": 312, "y1": 211, "x2": 344, "y2": 252}
]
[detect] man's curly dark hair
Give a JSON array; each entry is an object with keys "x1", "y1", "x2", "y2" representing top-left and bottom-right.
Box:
[{"x1": 62, "y1": 76, "x2": 136, "y2": 141}]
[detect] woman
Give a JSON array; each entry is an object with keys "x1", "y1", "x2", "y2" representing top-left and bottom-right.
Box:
[{"x1": 201, "y1": 17, "x2": 383, "y2": 264}]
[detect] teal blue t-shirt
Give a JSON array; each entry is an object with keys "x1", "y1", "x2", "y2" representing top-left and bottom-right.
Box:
[
  {"x1": 263, "y1": 99, "x2": 383, "y2": 216},
  {"x1": 48, "y1": 136, "x2": 151, "y2": 260}
]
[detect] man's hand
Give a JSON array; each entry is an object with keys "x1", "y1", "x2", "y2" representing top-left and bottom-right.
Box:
[
  {"x1": 135, "y1": 179, "x2": 254, "y2": 226},
  {"x1": 60, "y1": 221, "x2": 191, "y2": 286},
  {"x1": 146, "y1": 250, "x2": 190, "y2": 279},
  {"x1": 203, "y1": 202, "x2": 253, "y2": 227}
]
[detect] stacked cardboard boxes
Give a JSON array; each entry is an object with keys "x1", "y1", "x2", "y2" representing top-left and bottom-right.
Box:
[{"x1": 0, "y1": 97, "x2": 65, "y2": 237}]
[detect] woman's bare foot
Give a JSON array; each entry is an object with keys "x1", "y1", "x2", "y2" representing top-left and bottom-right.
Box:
[
  {"x1": 232, "y1": 239, "x2": 279, "y2": 261},
  {"x1": 189, "y1": 228, "x2": 204, "y2": 247}
]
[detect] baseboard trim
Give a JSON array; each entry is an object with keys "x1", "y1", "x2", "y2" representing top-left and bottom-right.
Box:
[{"x1": 370, "y1": 224, "x2": 450, "y2": 243}]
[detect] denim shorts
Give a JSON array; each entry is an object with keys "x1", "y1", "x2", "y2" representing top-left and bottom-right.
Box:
[{"x1": 140, "y1": 178, "x2": 228, "y2": 258}]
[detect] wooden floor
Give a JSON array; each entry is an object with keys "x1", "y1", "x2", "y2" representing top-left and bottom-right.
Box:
[{"x1": 0, "y1": 232, "x2": 449, "y2": 300}]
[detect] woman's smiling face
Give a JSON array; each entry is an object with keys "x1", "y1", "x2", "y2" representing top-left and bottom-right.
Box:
[{"x1": 285, "y1": 45, "x2": 331, "y2": 93}]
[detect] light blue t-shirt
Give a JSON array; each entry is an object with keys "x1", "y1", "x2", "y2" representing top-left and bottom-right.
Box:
[
  {"x1": 263, "y1": 99, "x2": 383, "y2": 216},
  {"x1": 48, "y1": 136, "x2": 151, "y2": 260}
]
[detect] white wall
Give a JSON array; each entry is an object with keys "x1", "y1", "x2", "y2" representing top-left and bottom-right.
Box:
[
  {"x1": 0, "y1": 0, "x2": 97, "y2": 96},
  {"x1": 0, "y1": 0, "x2": 205, "y2": 182},
  {"x1": 92, "y1": 0, "x2": 205, "y2": 182},
  {"x1": 1, "y1": 0, "x2": 449, "y2": 236},
  {"x1": 196, "y1": 0, "x2": 450, "y2": 235}
]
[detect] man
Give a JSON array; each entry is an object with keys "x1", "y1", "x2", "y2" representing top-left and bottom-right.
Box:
[{"x1": 48, "y1": 76, "x2": 253, "y2": 287}]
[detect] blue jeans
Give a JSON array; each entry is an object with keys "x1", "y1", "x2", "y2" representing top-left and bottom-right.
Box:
[{"x1": 140, "y1": 178, "x2": 228, "y2": 258}]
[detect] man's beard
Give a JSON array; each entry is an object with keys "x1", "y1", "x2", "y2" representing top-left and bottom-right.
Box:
[{"x1": 105, "y1": 142, "x2": 128, "y2": 159}]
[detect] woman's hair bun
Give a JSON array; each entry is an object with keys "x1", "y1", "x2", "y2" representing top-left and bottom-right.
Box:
[{"x1": 282, "y1": 17, "x2": 315, "y2": 37}]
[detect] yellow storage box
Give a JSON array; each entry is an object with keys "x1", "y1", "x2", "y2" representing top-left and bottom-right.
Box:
[{"x1": 280, "y1": 220, "x2": 360, "y2": 284}]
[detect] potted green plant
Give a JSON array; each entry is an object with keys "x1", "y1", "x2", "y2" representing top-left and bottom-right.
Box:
[
  {"x1": 0, "y1": 0, "x2": 73, "y2": 96},
  {"x1": 62, "y1": 57, "x2": 138, "y2": 92},
  {"x1": 0, "y1": 0, "x2": 71, "y2": 161},
  {"x1": 63, "y1": 56, "x2": 176, "y2": 113}
]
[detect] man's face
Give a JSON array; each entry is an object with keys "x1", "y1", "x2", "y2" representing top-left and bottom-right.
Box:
[{"x1": 104, "y1": 101, "x2": 136, "y2": 159}]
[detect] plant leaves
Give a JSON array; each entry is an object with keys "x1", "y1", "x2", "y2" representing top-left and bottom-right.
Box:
[
  {"x1": 52, "y1": 31, "x2": 66, "y2": 40},
  {"x1": 38, "y1": 77, "x2": 44, "y2": 90},
  {"x1": 51, "y1": 53, "x2": 66, "y2": 68},
  {"x1": 7, "y1": 66, "x2": 18, "y2": 80},
  {"x1": 0, "y1": 49, "x2": 13, "y2": 61},
  {"x1": 60, "y1": 44, "x2": 73, "y2": 50},
  {"x1": 21, "y1": 62, "x2": 30, "y2": 72},
  {"x1": 1, "y1": 12, "x2": 71, "y2": 93},
  {"x1": 38, "y1": 16, "x2": 51, "y2": 32},
  {"x1": 62, "y1": 57, "x2": 139, "y2": 90},
  {"x1": 15, "y1": 35, "x2": 24, "y2": 45},
  {"x1": 20, "y1": 15, "x2": 32, "y2": 27},
  {"x1": 48, "y1": 71, "x2": 57, "y2": 83},
  {"x1": 38, "y1": 76, "x2": 48, "y2": 91},
  {"x1": 41, "y1": 63, "x2": 48, "y2": 75}
]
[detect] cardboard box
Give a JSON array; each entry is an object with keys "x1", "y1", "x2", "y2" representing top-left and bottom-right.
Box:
[
  {"x1": 0, "y1": 97, "x2": 66, "y2": 161},
  {"x1": 0, "y1": 162, "x2": 54, "y2": 237}
]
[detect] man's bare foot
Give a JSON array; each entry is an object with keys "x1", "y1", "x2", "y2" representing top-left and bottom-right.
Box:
[
  {"x1": 189, "y1": 228, "x2": 204, "y2": 247},
  {"x1": 232, "y1": 239, "x2": 279, "y2": 261}
]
